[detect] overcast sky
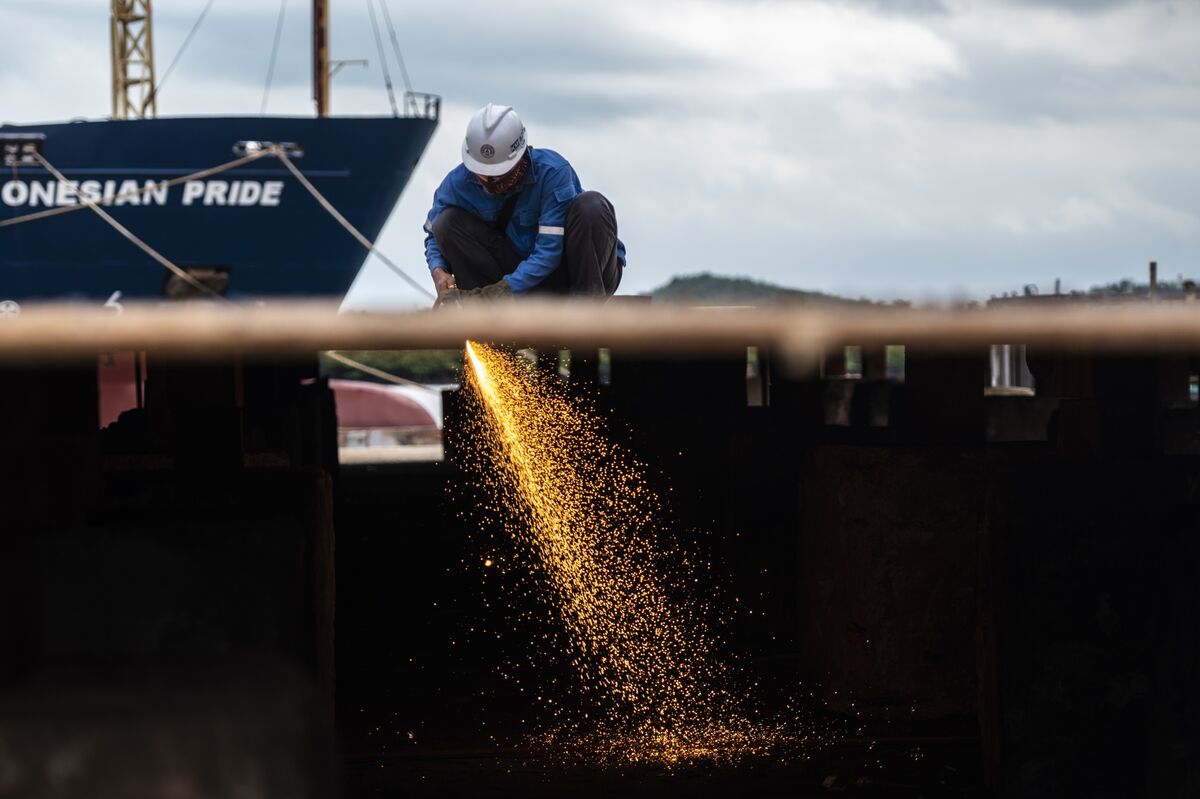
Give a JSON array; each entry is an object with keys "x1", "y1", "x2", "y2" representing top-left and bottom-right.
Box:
[{"x1": 2, "y1": 0, "x2": 1198, "y2": 308}]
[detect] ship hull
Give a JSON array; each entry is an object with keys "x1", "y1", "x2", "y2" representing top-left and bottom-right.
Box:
[{"x1": 0, "y1": 115, "x2": 436, "y2": 302}]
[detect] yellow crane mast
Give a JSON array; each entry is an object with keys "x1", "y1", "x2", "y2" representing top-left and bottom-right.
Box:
[{"x1": 110, "y1": 0, "x2": 158, "y2": 120}]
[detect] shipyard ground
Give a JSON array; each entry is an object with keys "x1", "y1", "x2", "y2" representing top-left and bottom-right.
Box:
[
  {"x1": 340, "y1": 736, "x2": 987, "y2": 798},
  {"x1": 2, "y1": 305, "x2": 1198, "y2": 797}
]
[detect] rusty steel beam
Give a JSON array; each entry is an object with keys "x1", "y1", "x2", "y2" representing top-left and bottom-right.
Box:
[{"x1": 5, "y1": 302, "x2": 1200, "y2": 368}]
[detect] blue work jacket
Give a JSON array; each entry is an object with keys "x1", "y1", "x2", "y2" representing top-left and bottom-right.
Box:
[{"x1": 423, "y1": 147, "x2": 625, "y2": 293}]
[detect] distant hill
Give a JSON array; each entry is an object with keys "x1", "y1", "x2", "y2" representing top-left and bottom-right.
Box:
[{"x1": 648, "y1": 273, "x2": 871, "y2": 305}]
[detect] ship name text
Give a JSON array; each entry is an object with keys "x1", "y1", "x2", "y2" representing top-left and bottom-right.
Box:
[{"x1": 0, "y1": 179, "x2": 285, "y2": 209}]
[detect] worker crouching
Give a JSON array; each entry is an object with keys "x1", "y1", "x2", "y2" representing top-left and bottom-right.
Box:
[{"x1": 424, "y1": 104, "x2": 625, "y2": 306}]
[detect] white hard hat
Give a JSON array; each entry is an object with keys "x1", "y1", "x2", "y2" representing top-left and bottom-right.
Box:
[{"x1": 462, "y1": 103, "x2": 528, "y2": 177}]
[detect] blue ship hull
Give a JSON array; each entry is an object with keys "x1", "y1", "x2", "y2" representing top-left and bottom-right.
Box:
[{"x1": 0, "y1": 115, "x2": 436, "y2": 301}]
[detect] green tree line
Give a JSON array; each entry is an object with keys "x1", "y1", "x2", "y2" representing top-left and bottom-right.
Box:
[{"x1": 320, "y1": 349, "x2": 464, "y2": 384}]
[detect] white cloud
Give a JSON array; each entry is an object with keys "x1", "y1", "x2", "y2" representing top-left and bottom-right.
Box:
[
  {"x1": 2, "y1": 0, "x2": 1198, "y2": 307},
  {"x1": 991, "y1": 196, "x2": 1112, "y2": 236},
  {"x1": 1107, "y1": 189, "x2": 1200, "y2": 237},
  {"x1": 944, "y1": 0, "x2": 1200, "y2": 74},
  {"x1": 625, "y1": 0, "x2": 964, "y2": 93}
]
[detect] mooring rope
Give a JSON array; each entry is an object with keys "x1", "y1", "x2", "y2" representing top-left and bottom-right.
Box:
[
  {"x1": 21, "y1": 154, "x2": 437, "y2": 388},
  {"x1": 4, "y1": 143, "x2": 435, "y2": 303},
  {"x1": 274, "y1": 149, "x2": 435, "y2": 300},
  {"x1": 0, "y1": 148, "x2": 273, "y2": 229},
  {"x1": 322, "y1": 349, "x2": 442, "y2": 391},
  {"x1": 31, "y1": 151, "x2": 228, "y2": 302},
  {"x1": 15, "y1": 154, "x2": 438, "y2": 390}
]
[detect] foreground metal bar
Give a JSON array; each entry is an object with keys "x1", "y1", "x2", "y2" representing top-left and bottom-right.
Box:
[{"x1": 4, "y1": 301, "x2": 1200, "y2": 366}]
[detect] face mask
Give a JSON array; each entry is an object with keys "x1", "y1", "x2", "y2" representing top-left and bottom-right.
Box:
[{"x1": 476, "y1": 152, "x2": 530, "y2": 195}]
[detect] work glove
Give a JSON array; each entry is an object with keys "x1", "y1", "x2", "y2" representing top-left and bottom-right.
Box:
[
  {"x1": 470, "y1": 278, "x2": 514, "y2": 301},
  {"x1": 433, "y1": 288, "x2": 463, "y2": 309},
  {"x1": 459, "y1": 278, "x2": 514, "y2": 303},
  {"x1": 433, "y1": 278, "x2": 512, "y2": 310}
]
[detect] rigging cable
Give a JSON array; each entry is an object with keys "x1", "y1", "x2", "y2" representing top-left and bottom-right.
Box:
[
  {"x1": 0, "y1": 149, "x2": 274, "y2": 230},
  {"x1": 31, "y1": 152, "x2": 228, "y2": 302},
  {"x1": 323, "y1": 350, "x2": 440, "y2": 391},
  {"x1": 365, "y1": 0, "x2": 400, "y2": 117},
  {"x1": 376, "y1": 0, "x2": 415, "y2": 110},
  {"x1": 274, "y1": 149, "x2": 435, "y2": 300},
  {"x1": 20, "y1": 164, "x2": 433, "y2": 396},
  {"x1": 146, "y1": 0, "x2": 219, "y2": 110},
  {"x1": 261, "y1": 0, "x2": 290, "y2": 114},
  {"x1": 4, "y1": 148, "x2": 434, "y2": 303}
]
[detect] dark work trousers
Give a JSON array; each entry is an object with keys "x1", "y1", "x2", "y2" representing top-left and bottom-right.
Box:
[{"x1": 430, "y1": 191, "x2": 622, "y2": 297}]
